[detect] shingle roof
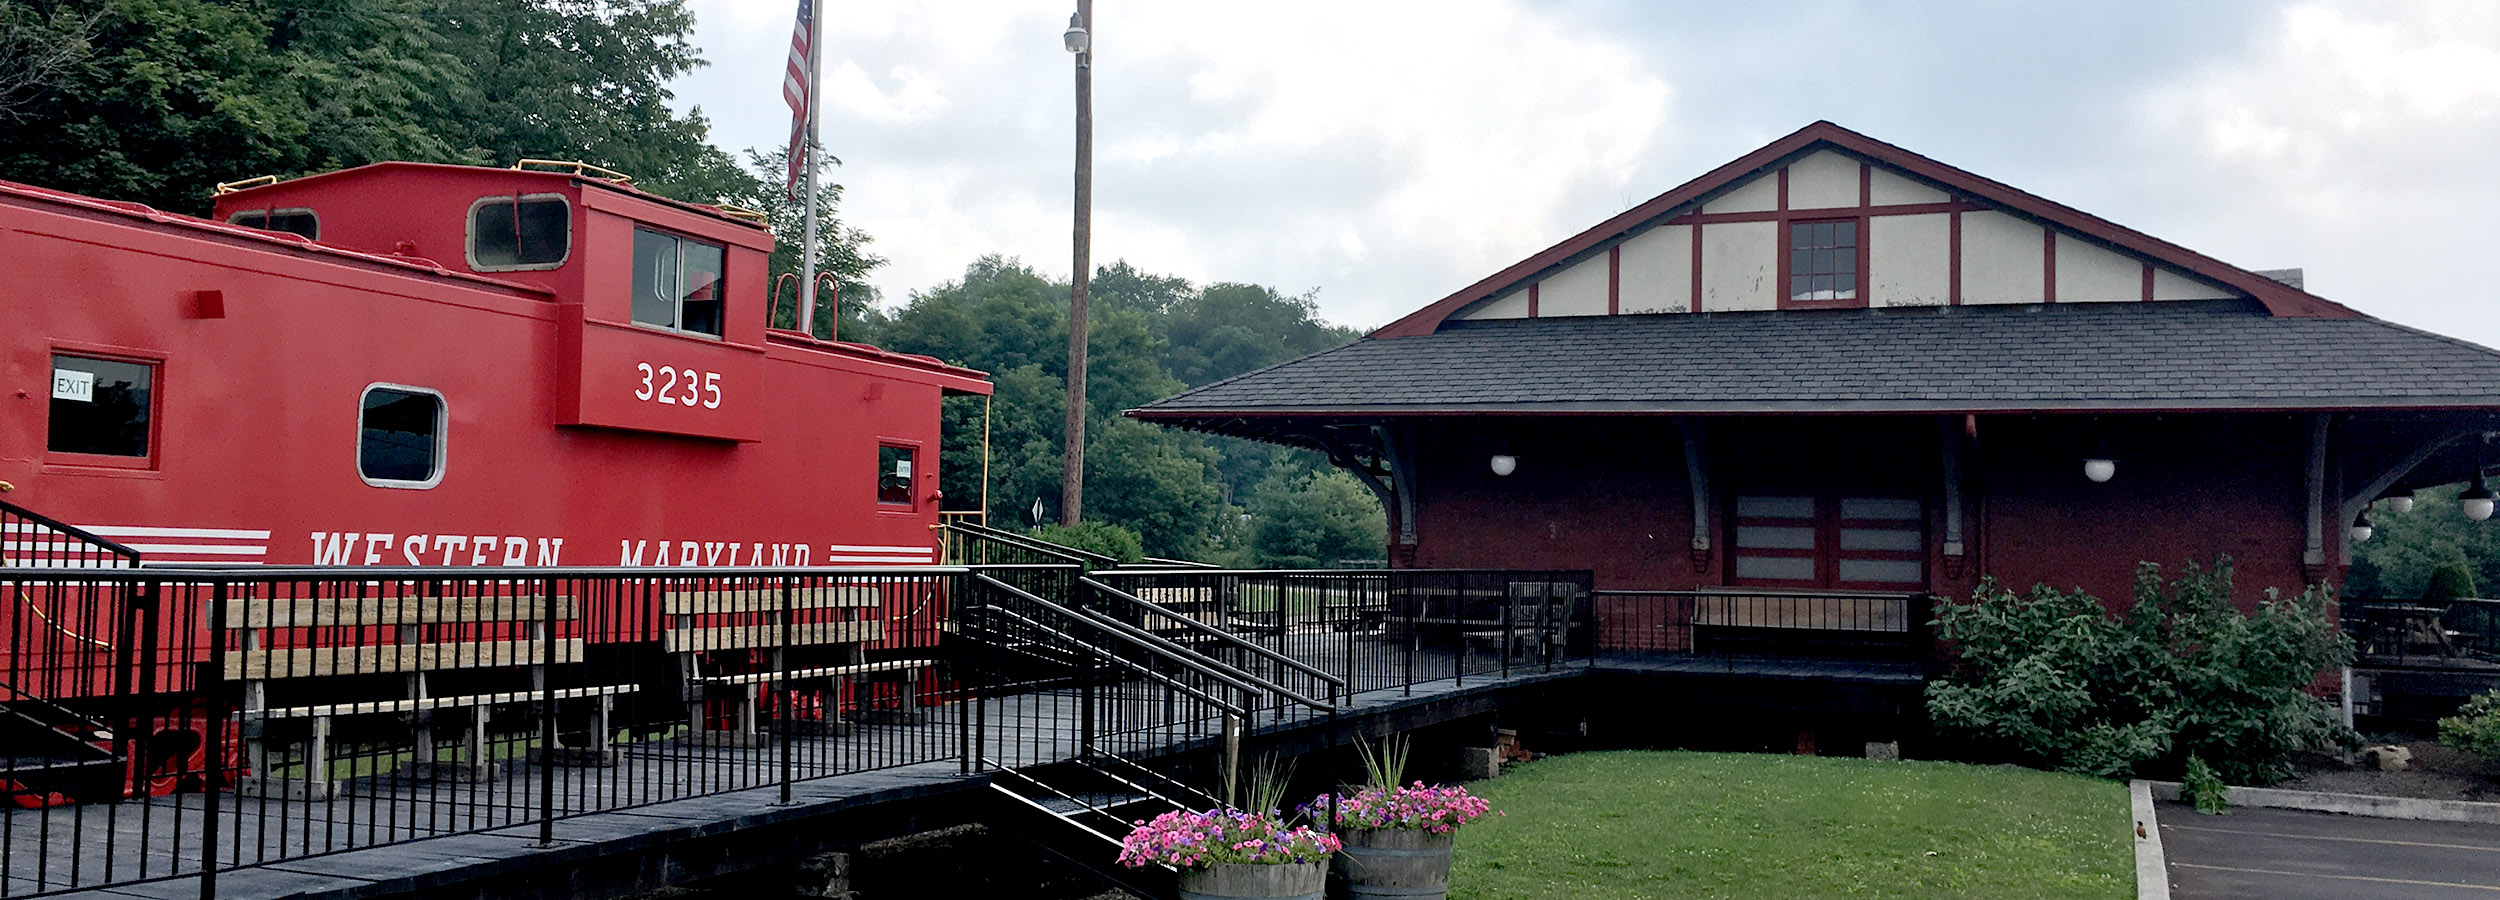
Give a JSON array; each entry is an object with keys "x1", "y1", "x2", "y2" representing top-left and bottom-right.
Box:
[{"x1": 1132, "y1": 300, "x2": 2500, "y2": 418}]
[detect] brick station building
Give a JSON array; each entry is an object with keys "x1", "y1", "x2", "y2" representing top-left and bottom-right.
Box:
[{"x1": 1132, "y1": 122, "x2": 2500, "y2": 611}]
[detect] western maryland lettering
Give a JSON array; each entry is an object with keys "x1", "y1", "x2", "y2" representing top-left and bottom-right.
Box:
[
  {"x1": 615, "y1": 540, "x2": 810, "y2": 567},
  {"x1": 310, "y1": 532, "x2": 567, "y2": 566}
]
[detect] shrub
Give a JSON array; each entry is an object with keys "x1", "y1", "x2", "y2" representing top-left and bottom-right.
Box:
[
  {"x1": 2181, "y1": 756, "x2": 2229, "y2": 815},
  {"x1": 2424, "y1": 559, "x2": 2480, "y2": 604},
  {"x1": 1927, "y1": 558, "x2": 2354, "y2": 784},
  {"x1": 2438, "y1": 689, "x2": 2500, "y2": 764},
  {"x1": 1024, "y1": 521, "x2": 1145, "y2": 565}
]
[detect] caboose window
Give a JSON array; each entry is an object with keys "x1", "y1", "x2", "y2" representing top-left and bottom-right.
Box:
[
  {"x1": 47, "y1": 355, "x2": 153, "y2": 458},
  {"x1": 467, "y1": 194, "x2": 570, "y2": 271},
  {"x1": 878, "y1": 445, "x2": 916, "y2": 505},
  {"x1": 226, "y1": 208, "x2": 320, "y2": 240},
  {"x1": 359, "y1": 385, "x2": 445, "y2": 488},
  {"x1": 631, "y1": 227, "x2": 726, "y2": 338}
]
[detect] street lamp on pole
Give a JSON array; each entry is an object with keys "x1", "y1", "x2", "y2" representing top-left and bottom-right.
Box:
[{"x1": 1060, "y1": 2, "x2": 1093, "y2": 526}]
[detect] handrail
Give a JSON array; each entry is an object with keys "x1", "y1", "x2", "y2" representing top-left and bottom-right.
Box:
[
  {"x1": 973, "y1": 573, "x2": 1267, "y2": 703},
  {"x1": 1138, "y1": 557, "x2": 1220, "y2": 569},
  {"x1": 976, "y1": 604, "x2": 1246, "y2": 713},
  {"x1": 512, "y1": 159, "x2": 635, "y2": 183},
  {"x1": 950, "y1": 521, "x2": 1120, "y2": 569},
  {"x1": 1, "y1": 497, "x2": 141, "y2": 565},
  {"x1": 1070, "y1": 587, "x2": 1336, "y2": 712},
  {"x1": 212, "y1": 174, "x2": 280, "y2": 195},
  {"x1": 1081, "y1": 576, "x2": 1345, "y2": 692}
]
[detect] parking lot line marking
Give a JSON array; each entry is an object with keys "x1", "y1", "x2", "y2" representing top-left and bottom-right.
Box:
[
  {"x1": 2171, "y1": 863, "x2": 2500, "y2": 891},
  {"x1": 2164, "y1": 823, "x2": 2500, "y2": 854}
]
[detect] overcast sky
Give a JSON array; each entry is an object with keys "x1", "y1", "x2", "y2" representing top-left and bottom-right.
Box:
[{"x1": 668, "y1": 0, "x2": 2500, "y2": 345}]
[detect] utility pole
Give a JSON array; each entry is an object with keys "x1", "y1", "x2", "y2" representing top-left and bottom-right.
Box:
[{"x1": 1060, "y1": 2, "x2": 1093, "y2": 525}]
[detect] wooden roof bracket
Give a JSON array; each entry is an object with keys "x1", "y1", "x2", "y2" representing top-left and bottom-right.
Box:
[
  {"x1": 1315, "y1": 426, "x2": 1410, "y2": 547},
  {"x1": 1676, "y1": 418, "x2": 1711, "y2": 573},
  {"x1": 2304, "y1": 414, "x2": 2333, "y2": 579},
  {"x1": 1939, "y1": 417, "x2": 1968, "y2": 580},
  {"x1": 2335, "y1": 424, "x2": 2480, "y2": 567},
  {"x1": 1378, "y1": 425, "x2": 1419, "y2": 547}
]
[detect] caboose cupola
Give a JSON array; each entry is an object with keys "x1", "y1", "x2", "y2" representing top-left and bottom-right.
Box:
[{"x1": 210, "y1": 161, "x2": 778, "y2": 442}]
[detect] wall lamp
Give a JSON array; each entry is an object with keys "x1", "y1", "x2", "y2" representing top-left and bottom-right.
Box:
[{"x1": 1489, "y1": 454, "x2": 1518, "y2": 477}]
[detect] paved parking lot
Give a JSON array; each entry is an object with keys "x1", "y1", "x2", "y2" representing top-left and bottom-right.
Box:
[{"x1": 2159, "y1": 800, "x2": 2500, "y2": 899}]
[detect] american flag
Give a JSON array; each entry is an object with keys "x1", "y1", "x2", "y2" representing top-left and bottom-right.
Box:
[{"x1": 783, "y1": 0, "x2": 816, "y2": 197}]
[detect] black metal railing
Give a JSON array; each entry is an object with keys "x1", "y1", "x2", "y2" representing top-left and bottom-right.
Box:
[
  {"x1": 0, "y1": 499, "x2": 140, "y2": 569},
  {"x1": 937, "y1": 521, "x2": 1119, "y2": 571},
  {"x1": 1090, "y1": 569, "x2": 1597, "y2": 696},
  {"x1": 1589, "y1": 588, "x2": 1934, "y2": 663},
  {"x1": 2342, "y1": 597, "x2": 2500, "y2": 667},
  {"x1": 0, "y1": 565, "x2": 969, "y2": 898},
  {"x1": 0, "y1": 559, "x2": 1591, "y2": 898}
]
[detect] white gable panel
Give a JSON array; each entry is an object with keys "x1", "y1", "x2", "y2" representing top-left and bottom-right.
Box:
[
  {"x1": 1539, "y1": 254, "x2": 1610, "y2": 317},
  {"x1": 1787, "y1": 151, "x2": 1860, "y2": 210},
  {"x1": 1960, "y1": 210, "x2": 2045, "y2": 304},
  {"x1": 1700, "y1": 221, "x2": 1777, "y2": 311},
  {"x1": 1619, "y1": 223, "x2": 1692, "y2": 314},
  {"x1": 2055, "y1": 234, "x2": 2143, "y2": 302},
  {"x1": 1701, "y1": 176, "x2": 1778, "y2": 214},
  {"x1": 2152, "y1": 267, "x2": 2237, "y2": 300},
  {"x1": 1455, "y1": 288, "x2": 1530, "y2": 320},
  {"x1": 1869, "y1": 213, "x2": 1949, "y2": 307},
  {"x1": 1867, "y1": 167, "x2": 1948, "y2": 206}
]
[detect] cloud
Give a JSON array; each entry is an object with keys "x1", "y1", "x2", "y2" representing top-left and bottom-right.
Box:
[
  {"x1": 680, "y1": 0, "x2": 1669, "y2": 327},
  {"x1": 2139, "y1": 0, "x2": 2500, "y2": 342}
]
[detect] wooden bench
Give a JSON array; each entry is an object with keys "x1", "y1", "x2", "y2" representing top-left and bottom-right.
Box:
[
  {"x1": 1687, "y1": 593, "x2": 1914, "y2": 657},
  {"x1": 1461, "y1": 582, "x2": 1584, "y2": 660},
  {"x1": 222, "y1": 593, "x2": 634, "y2": 799},
  {"x1": 662, "y1": 585, "x2": 899, "y2": 742}
]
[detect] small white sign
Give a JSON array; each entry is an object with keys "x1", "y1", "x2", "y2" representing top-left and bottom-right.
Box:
[
  {"x1": 893, "y1": 458, "x2": 913, "y2": 478},
  {"x1": 51, "y1": 369, "x2": 94, "y2": 403}
]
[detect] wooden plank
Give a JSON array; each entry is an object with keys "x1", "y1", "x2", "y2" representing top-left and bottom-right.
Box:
[
  {"x1": 221, "y1": 595, "x2": 576, "y2": 628},
  {"x1": 660, "y1": 586, "x2": 884, "y2": 615},
  {"x1": 256, "y1": 684, "x2": 637, "y2": 720},
  {"x1": 663, "y1": 620, "x2": 883, "y2": 653},
  {"x1": 1692, "y1": 595, "x2": 1906, "y2": 632},
  {"x1": 224, "y1": 638, "x2": 583, "y2": 680},
  {"x1": 691, "y1": 659, "x2": 934, "y2": 687}
]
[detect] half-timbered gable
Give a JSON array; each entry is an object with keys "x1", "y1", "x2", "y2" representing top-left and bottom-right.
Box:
[{"x1": 1383, "y1": 122, "x2": 2346, "y2": 336}]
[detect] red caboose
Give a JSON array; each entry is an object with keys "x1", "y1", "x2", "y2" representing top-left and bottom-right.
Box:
[{"x1": 2, "y1": 161, "x2": 988, "y2": 570}]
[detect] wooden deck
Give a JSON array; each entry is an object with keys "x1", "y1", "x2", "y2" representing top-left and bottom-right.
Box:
[{"x1": 14, "y1": 638, "x2": 1586, "y2": 900}]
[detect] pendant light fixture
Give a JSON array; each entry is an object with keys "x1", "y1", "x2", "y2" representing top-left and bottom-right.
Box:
[
  {"x1": 2349, "y1": 509, "x2": 2374, "y2": 543},
  {"x1": 2464, "y1": 472, "x2": 2495, "y2": 523}
]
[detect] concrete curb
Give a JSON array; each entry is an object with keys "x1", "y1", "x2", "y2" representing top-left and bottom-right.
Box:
[
  {"x1": 2128, "y1": 780, "x2": 2170, "y2": 900},
  {"x1": 2142, "y1": 780, "x2": 2500, "y2": 825}
]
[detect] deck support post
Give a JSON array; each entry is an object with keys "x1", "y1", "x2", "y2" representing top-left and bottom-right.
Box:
[
  {"x1": 2304, "y1": 414, "x2": 2331, "y2": 576},
  {"x1": 1939, "y1": 417, "x2": 1966, "y2": 578}
]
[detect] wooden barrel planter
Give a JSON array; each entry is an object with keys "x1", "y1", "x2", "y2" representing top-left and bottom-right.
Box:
[
  {"x1": 1176, "y1": 861, "x2": 1327, "y2": 900},
  {"x1": 1333, "y1": 828, "x2": 1455, "y2": 899}
]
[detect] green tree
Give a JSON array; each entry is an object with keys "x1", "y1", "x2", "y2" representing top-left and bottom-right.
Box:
[
  {"x1": 1247, "y1": 468, "x2": 1386, "y2": 567},
  {"x1": 2346, "y1": 484, "x2": 2500, "y2": 600},
  {"x1": 734, "y1": 145, "x2": 884, "y2": 342},
  {"x1": 0, "y1": 0, "x2": 750, "y2": 214}
]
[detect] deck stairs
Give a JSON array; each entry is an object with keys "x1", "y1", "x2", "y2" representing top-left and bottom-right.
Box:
[{"x1": 0, "y1": 680, "x2": 123, "y2": 802}]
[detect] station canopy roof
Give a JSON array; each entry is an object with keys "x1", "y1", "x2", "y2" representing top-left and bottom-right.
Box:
[{"x1": 1130, "y1": 299, "x2": 2500, "y2": 429}]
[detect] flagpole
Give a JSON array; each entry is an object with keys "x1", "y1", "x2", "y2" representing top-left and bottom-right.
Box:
[{"x1": 796, "y1": 0, "x2": 823, "y2": 337}]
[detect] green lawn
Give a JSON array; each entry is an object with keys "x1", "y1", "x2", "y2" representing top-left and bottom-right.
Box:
[{"x1": 1450, "y1": 751, "x2": 2131, "y2": 900}]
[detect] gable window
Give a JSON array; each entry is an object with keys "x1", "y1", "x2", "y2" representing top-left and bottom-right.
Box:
[
  {"x1": 359, "y1": 385, "x2": 445, "y2": 488},
  {"x1": 1731, "y1": 494, "x2": 1924, "y2": 589},
  {"x1": 877, "y1": 444, "x2": 916, "y2": 505},
  {"x1": 467, "y1": 194, "x2": 570, "y2": 271},
  {"x1": 227, "y1": 208, "x2": 320, "y2": 240},
  {"x1": 48, "y1": 355, "x2": 153, "y2": 459},
  {"x1": 1787, "y1": 220, "x2": 1859, "y2": 305},
  {"x1": 631, "y1": 227, "x2": 726, "y2": 338}
]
